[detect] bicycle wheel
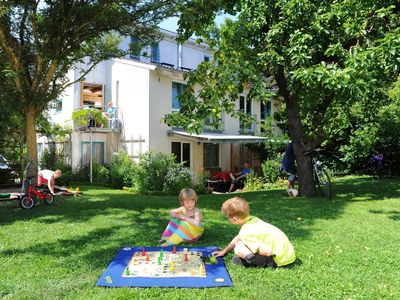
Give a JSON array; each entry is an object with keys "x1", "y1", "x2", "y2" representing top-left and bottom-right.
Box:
[
  {"x1": 44, "y1": 193, "x2": 54, "y2": 205},
  {"x1": 315, "y1": 167, "x2": 332, "y2": 199},
  {"x1": 20, "y1": 196, "x2": 34, "y2": 209}
]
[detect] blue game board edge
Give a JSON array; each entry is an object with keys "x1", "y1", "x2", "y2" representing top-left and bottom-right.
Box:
[{"x1": 96, "y1": 245, "x2": 234, "y2": 288}]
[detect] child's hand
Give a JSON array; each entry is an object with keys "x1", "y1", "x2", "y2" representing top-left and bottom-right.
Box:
[{"x1": 211, "y1": 250, "x2": 225, "y2": 257}]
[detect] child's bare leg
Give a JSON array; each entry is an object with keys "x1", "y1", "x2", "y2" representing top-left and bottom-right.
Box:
[{"x1": 233, "y1": 241, "x2": 254, "y2": 258}]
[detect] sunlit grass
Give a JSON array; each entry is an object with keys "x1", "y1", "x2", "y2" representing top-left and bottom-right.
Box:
[{"x1": 1, "y1": 176, "x2": 399, "y2": 299}]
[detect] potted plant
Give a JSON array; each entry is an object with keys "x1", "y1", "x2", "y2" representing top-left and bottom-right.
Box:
[{"x1": 71, "y1": 108, "x2": 108, "y2": 129}]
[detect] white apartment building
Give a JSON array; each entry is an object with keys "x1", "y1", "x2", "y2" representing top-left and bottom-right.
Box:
[{"x1": 40, "y1": 28, "x2": 281, "y2": 176}]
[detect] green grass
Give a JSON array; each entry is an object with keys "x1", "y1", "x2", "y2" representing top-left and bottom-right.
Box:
[{"x1": 1, "y1": 176, "x2": 399, "y2": 299}]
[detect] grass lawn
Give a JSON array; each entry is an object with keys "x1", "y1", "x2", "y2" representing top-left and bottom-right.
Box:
[{"x1": 1, "y1": 176, "x2": 399, "y2": 299}]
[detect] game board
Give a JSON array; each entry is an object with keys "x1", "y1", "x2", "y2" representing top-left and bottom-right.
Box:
[
  {"x1": 96, "y1": 246, "x2": 233, "y2": 288},
  {"x1": 123, "y1": 247, "x2": 206, "y2": 278}
]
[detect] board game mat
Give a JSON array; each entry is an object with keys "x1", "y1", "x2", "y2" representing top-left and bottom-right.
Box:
[{"x1": 96, "y1": 246, "x2": 233, "y2": 288}]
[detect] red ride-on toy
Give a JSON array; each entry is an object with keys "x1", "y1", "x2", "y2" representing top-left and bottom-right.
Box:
[
  {"x1": 19, "y1": 162, "x2": 55, "y2": 209},
  {"x1": 20, "y1": 176, "x2": 55, "y2": 209}
]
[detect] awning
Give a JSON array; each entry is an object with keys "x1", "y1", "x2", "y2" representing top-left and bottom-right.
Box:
[{"x1": 168, "y1": 130, "x2": 267, "y2": 144}]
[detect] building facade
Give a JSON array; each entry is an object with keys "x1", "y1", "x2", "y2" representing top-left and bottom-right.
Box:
[{"x1": 40, "y1": 28, "x2": 281, "y2": 177}]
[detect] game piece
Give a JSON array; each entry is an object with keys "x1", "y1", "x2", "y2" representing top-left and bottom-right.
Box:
[
  {"x1": 68, "y1": 187, "x2": 72, "y2": 192},
  {"x1": 76, "y1": 187, "x2": 80, "y2": 192},
  {"x1": 146, "y1": 254, "x2": 150, "y2": 261},
  {"x1": 142, "y1": 248, "x2": 146, "y2": 256},
  {"x1": 183, "y1": 248, "x2": 188, "y2": 253},
  {"x1": 184, "y1": 253, "x2": 189, "y2": 262},
  {"x1": 209, "y1": 256, "x2": 217, "y2": 264},
  {"x1": 173, "y1": 246, "x2": 176, "y2": 254}
]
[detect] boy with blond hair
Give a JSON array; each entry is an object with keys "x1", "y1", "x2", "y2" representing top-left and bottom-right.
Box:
[{"x1": 212, "y1": 196, "x2": 295, "y2": 268}]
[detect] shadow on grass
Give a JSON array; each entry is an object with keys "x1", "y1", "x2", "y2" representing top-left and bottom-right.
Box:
[{"x1": 1, "y1": 176, "x2": 399, "y2": 269}]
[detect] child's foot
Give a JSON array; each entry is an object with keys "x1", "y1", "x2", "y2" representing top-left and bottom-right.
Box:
[{"x1": 232, "y1": 256, "x2": 245, "y2": 266}]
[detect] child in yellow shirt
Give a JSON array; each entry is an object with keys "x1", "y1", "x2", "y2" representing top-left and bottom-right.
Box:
[{"x1": 212, "y1": 196, "x2": 295, "y2": 268}]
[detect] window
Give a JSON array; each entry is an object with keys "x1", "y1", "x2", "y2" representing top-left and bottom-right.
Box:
[
  {"x1": 239, "y1": 95, "x2": 252, "y2": 130},
  {"x1": 203, "y1": 144, "x2": 219, "y2": 168},
  {"x1": 260, "y1": 101, "x2": 271, "y2": 133},
  {"x1": 81, "y1": 142, "x2": 105, "y2": 166},
  {"x1": 129, "y1": 36, "x2": 140, "y2": 60},
  {"x1": 54, "y1": 99, "x2": 62, "y2": 112},
  {"x1": 171, "y1": 142, "x2": 190, "y2": 167},
  {"x1": 151, "y1": 43, "x2": 160, "y2": 63},
  {"x1": 81, "y1": 83, "x2": 103, "y2": 109},
  {"x1": 260, "y1": 101, "x2": 271, "y2": 120},
  {"x1": 172, "y1": 82, "x2": 187, "y2": 112}
]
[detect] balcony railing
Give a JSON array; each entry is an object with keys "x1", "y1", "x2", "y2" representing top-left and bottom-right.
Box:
[{"x1": 72, "y1": 106, "x2": 122, "y2": 132}]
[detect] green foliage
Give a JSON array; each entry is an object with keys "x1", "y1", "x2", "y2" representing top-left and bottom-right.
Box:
[
  {"x1": 0, "y1": 1, "x2": 181, "y2": 171},
  {"x1": 39, "y1": 147, "x2": 57, "y2": 170},
  {"x1": 242, "y1": 172, "x2": 268, "y2": 192},
  {"x1": 132, "y1": 151, "x2": 194, "y2": 193},
  {"x1": 71, "y1": 109, "x2": 108, "y2": 128},
  {"x1": 108, "y1": 151, "x2": 136, "y2": 188},
  {"x1": 262, "y1": 159, "x2": 283, "y2": 183},
  {"x1": 163, "y1": 167, "x2": 193, "y2": 193},
  {"x1": 173, "y1": 0, "x2": 400, "y2": 194}
]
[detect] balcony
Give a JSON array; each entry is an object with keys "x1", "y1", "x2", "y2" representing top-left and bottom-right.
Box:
[{"x1": 72, "y1": 107, "x2": 122, "y2": 133}]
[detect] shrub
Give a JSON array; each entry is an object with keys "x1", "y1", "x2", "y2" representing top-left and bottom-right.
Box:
[
  {"x1": 163, "y1": 167, "x2": 193, "y2": 193},
  {"x1": 93, "y1": 163, "x2": 110, "y2": 185},
  {"x1": 242, "y1": 172, "x2": 268, "y2": 192},
  {"x1": 40, "y1": 147, "x2": 57, "y2": 170},
  {"x1": 108, "y1": 151, "x2": 136, "y2": 188},
  {"x1": 262, "y1": 158, "x2": 283, "y2": 183},
  {"x1": 132, "y1": 151, "x2": 193, "y2": 193}
]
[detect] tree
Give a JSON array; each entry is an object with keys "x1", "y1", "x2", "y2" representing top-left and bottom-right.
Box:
[
  {"x1": 0, "y1": 0, "x2": 181, "y2": 177},
  {"x1": 167, "y1": 0, "x2": 400, "y2": 196}
]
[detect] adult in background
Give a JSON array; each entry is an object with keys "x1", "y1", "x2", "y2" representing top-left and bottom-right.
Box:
[
  {"x1": 228, "y1": 162, "x2": 252, "y2": 193},
  {"x1": 105, "y1": 101, "x2": 117, "y2": 128},
  {"x1": 37, "y1": 169, "x2": 62, "y2": 195},
  {"x1": 281, "y1": 141, "x2": 296, "y2": 190}
]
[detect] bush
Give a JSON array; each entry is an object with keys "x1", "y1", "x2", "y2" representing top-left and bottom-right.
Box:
[
  {"x1": 262, "y1": 158, "x2": 283, "y2": 183},
  {"x1": 40, "y1": 147, "x2": 57, "y2": 170},
  {"x1": 132, "y1": 151, "x2": 194, "y2": 193},
  {"x1": 163, "y1": 167, "x2": 193, "y2": 193},
  {"x1": 108, "y1": 151, "x2": 136, "y2": 188},
  {"x1": 242, "y1": 172, "x2": 268, "y2": 192},
  {"x1": 93, "y1": 163, "x2": 110, "y2": 185}
]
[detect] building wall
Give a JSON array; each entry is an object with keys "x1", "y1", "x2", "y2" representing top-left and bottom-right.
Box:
[{"x1": 110, "y1": 59, "x2": 154, "y2": 155}]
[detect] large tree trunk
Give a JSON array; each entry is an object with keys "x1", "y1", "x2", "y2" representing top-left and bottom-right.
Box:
[
  {"x1": 275, "y1": 67, "x2": 317, "y2": 197},
  {"x1": 24, "y1": 109, "x2": 38, "y2": 180},
  {"x1": 294, "y1": 146, "x2": 316, "y2": 197}
]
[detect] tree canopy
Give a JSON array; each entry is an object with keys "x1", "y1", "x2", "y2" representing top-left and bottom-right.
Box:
[
  {"x1": 168, "y1": 0, "x2": 400, "y2": 196},
  {"x1": 0, "y1": 0, "x2": 182, "y2": 176}
]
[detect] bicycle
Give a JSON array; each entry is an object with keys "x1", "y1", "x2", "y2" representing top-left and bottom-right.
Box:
[
  {"x1": 19, "y1": 162, "x2": 55, "y2": 209},
  {"x1": 305, "y1": 149, "x2": 333, "y2": 199}
]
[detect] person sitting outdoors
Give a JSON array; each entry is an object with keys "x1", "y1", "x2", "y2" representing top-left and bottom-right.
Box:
[
  {"x1": 37, "y1": 169, "x2": 62, "y2": 195},
  {"x1": 228, "y1": 162, "x2": 251, "y2": 193},
  {"x1": 212, "y1": 196, "x2": 296, "y2": 268}
]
